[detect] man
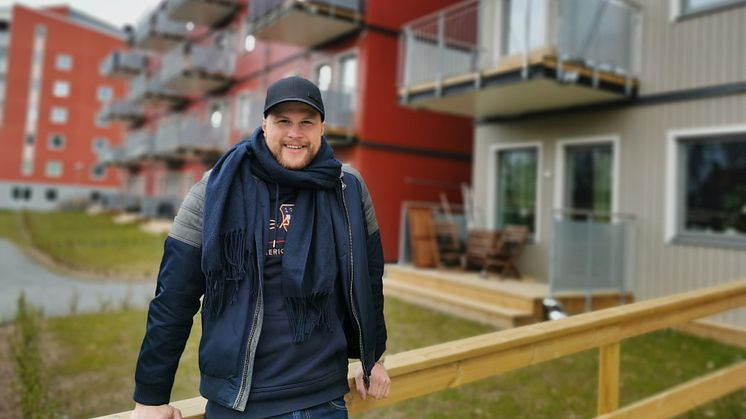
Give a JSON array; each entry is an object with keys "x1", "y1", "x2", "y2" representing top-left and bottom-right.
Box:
[{"x1": 132, "y1": 76, "x2": 389, "y2": 419}]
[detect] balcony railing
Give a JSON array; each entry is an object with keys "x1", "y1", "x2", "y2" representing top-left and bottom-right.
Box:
[
  {"x1": 100, "y1": 100, "x2": 144, "y2": 124},
  {"x1": 247, "y1": 0, "x2": 363, "y2": 47},
  {"x1": 97, "y1": 146, "x2": 127, "y2": 166},
  {"x1": 159, "y1": 43, "x2": 235, "y2": 95},
  {"x1": 154, "y1": 113, "x2": 227, "y2": 157},
  {"x1": 124, "y1": 131, "x2": 156, "y2": 161},
  {"x1": 99, "y1": 50, "x2": 148, "y2": 79},
  {"x1": 129, "y1": 6, "x2": 190, "y2": 52},
  {"x1": 165, "y1": 0, "x2": 241, "y2": 27},
  {"x1": 398, "y1": 0, "x2": 641, "y2": 116},
  {"x1": 128, "y1": 73, "x2": 186, "y2": 106}
]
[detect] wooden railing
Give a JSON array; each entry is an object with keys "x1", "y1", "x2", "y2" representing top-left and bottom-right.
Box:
[{"x1": 98, "y1": 280, "x2": 746, "y2": 419}]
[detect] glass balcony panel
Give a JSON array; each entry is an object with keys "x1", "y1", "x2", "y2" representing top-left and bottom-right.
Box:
[
  {"x1": 131, "y1": 7, "x2": 190, "y2": 52},
  {"x1": 159, "y1": 43, "x2": 234, "y2": 94},
  {"x1": 100, "y1": 50, "x2": 147, "y2": 78}
]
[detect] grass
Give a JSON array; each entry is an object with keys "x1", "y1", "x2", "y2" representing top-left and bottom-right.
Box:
[
  {"x1": 0, "y1": 210, "x2": 166, "y2": 280},
  {"x1": 2, "y1": 298, "x2": 745, "y2": 418}
]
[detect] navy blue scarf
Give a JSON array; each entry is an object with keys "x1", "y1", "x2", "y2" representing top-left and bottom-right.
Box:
[{"x1": 202, "y1": 128, "x2": 343, "y2": 342}]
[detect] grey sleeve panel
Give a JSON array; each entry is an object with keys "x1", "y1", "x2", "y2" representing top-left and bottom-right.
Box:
[
  {"x1": 343, "y1": 166, "x2": 379, "y2": 235},
  {"x1": 168, "y1": 171, "x2": 210, "y2": 248}
]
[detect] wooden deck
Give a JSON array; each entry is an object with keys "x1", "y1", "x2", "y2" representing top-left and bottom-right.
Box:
[{"x1": 384, "y1": 264, "x2": 633, "y2": 329}]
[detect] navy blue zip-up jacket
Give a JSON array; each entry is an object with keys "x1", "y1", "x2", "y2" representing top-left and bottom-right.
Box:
[{"x1": 133, "y1": 166, "x2": 387, "y2": 412}]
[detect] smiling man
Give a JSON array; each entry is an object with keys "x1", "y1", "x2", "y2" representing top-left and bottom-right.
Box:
[{"x1": 132, "y1": 77, "x2": 389, "y2": 419}]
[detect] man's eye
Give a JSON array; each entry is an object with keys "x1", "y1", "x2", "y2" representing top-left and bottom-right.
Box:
[{"x1": 301, "y1": 121, "x2": 313, "y2": 127}]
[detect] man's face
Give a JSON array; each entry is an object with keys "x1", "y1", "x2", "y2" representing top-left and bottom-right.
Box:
[{"x1": 262, "y1": 102, "x2": 324, "y2": 170}]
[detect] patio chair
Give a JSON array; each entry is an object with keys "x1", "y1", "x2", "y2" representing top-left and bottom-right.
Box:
[
  {"x1": 463, "y1": 229, "x2": 501, "y2": 272},
  {"x1": 484, "y1": 225, "x2": 529, "y2": 279},
  {"x1": 432, "y1": 219, "x2": 463, "y2": 268}
]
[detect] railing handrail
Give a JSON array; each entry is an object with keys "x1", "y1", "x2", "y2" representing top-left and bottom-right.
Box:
[{"x1": 96, "y1": 279, "x2": 746, "y2": 419}]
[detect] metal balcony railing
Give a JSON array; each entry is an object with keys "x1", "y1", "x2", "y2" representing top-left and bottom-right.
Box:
[
  {"x1": 100, "y1": 100, "x2": 144, "y2": 122},
  {"x1": 249, "y1": 0, "x2": 363, "y2": 22},
  {"x1": 154, "y1": 114, "x2": 187, "y2": 154},
  {"x1": 399, "y1": 0, "x2": 641, "y2": 89},
  {"x1": 125, "y1": 131, "x2": 156, "y2": 160},
  {"x1": 159, "y1": 42, "x2": 235, "y2": 92},
  {"x1": 165, "y1": 0, "x2": 241, "y2": 26},
  {"x1": 98, "y1": 146, "x2": 126, "y2": 165},
  {"x1": 155, "y1": 113, "x2": 228, "y2": 154},
  {"x1": 130, "y1": 6, "x2": 190, "y2": 52},
  {"x1": 99, "y1": 50, "x2": 148, "y2": 78},
  {"x1": 128, "y1": 72, "x2": 182, "y2": 104}
]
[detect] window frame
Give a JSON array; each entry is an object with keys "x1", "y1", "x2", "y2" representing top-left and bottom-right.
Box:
[
  {"x1": 487, "y1": 141, "x2": 543, "y2": 242},
  {"x1": 50, "y1": 106, "x2": 68, "y2": 124},
  {"x1": 672, "y1": 0, "x2": 746, "y2": 20},
  {"x1": 665, "y1": 124, "x2": 746, "y2": 249},
  {"x1": 55, "y1": 53, "x2": 73, "y2": 71},
  {"x1": 553, "y1": 135, "x2": 620, "y2": 216},
  {"x1": 52, "y1": 80, "x2": 70, "y2": 98},
  {"x1": 45, "y1": 160, "x2": 63, "y2": 178},
  {"x1": 48, "y1": 133, "x2": 65, "y2": 151}
]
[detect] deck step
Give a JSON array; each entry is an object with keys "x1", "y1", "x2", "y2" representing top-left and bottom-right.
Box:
[
  {"x1": 385, "y1": 265, "x2": 541, "y2": 313},
  {"x1": 384, "y1": 277, "x2": 538, "y2": 329}
]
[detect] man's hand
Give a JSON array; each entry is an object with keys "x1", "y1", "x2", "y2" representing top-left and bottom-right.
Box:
[
  {"x1": 131, "y1": 402, "x2": 182, "y2": 419},
  {"x1": 354, "y1": 362, "x2": 391, "y2": 400}
]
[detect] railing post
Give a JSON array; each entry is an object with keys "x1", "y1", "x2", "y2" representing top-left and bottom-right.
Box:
[
  {"x1": 597, "y1": 341, "x2": 620, "y2": 415},
  {"x1": 437, "y1": 10, "x2": 445, "y2": 94}
]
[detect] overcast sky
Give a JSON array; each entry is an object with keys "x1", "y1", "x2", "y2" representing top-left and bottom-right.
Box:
[{"x1": 3, "y1": 0, "x2": 163, "y2": 28}]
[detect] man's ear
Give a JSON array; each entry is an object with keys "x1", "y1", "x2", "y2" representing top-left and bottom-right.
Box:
[
  {"x1": 320, "y1": 121, "x2": 325, "y2": 137},
  {"x1": 261, "y1": 117, "x2": 267, "y2": 134}
]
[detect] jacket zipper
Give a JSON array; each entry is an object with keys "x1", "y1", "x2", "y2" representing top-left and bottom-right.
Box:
[
  {"x1": 340, "y1": 179, "x2": 368, "y2": 385},
  {"x1": 234, "y1": 212, "x2": 266, "y2": 410}
]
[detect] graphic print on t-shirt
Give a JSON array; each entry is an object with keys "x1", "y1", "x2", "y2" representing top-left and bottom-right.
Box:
[{"x1": 267, "y1": 203, "x2": 294, "y2": 257}]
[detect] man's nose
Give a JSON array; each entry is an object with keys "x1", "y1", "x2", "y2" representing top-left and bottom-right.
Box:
[{"x1": 287, "y1": 123, "x2": 303, "y2": 138}]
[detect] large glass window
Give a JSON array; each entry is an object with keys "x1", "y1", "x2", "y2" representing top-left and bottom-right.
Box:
[
  {"x1": 563, "y1": 143, "x2": 613, "y2": 216},
  {"x1": 495, "y1": 147, "x2": 538, "y2": 233},
  {"x1": 678, "y1": 135, "x2": 746, "y2": 244},
  {"x1": 315, "y1": 63, "x2": 332, "y2": 91}
]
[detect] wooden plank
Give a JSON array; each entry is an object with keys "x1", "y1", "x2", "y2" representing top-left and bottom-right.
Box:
[
  {"x1": 597, "y1": 343, "x2": 620, "y2": 415},
  {"x1": 597, "y1": 362, "x2": 746, "y2": 419},
  {"x1": 674, "y1": 319, "x2": 746, "y2": 349},
  {"x1": 94, "y1": 396, "x2": 207, "y2": 419}
]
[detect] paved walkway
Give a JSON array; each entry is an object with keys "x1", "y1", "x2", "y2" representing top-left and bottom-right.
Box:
[{"x1": 0, "y1": 239, "x2": 156, "y2": 321}]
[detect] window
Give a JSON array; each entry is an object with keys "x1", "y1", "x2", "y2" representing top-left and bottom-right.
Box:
[
  {"x1": 92, "y1": 137, "x2": 109, "y2": 153},
  {"x1": 55, "y1": 54, "x2": 72, "y2": 71},
  {"x1": 315, "y1": 64, "x2": 332, "y2": 91},
  {"x1": 91, "y1": 164, "x2": 105, "y2": 180},
  {"x1": 53, "y1": 80, "x2": 70, "y2": 97},
  {"x1": 210, "y1": 104, "x2": 223, "y2": 128},
  {"x1": 503, "y1": 0, "x2": 547, "y2": 55},
  {"x1": 50, "y1": 106, "x2": 67, "y2": 124},
  {"x1": 235, "y1": 93, "x2": 251, "y2": 130},
  {"x1": 11, "y1": 186, "x2": 21, "y2": 200},
  {"x1": 48, "y1": 134, "x2": 65, "y2": 150},
  {"x1": 491, "y1": 145, "x2": 539, "y2": 236},
  {"x1": 95, "y1": 112, "x2": 109, "y2": 127},
  {"x1": 680, "y1": 0, "x2": 746, "y2": 15},
  {"x1": 45, "y1": 161, "x2": 62, "y2": 178},
  {"x1": 670, "y1": 132, "x2": 746, "y2": 246},
  {"x1": 97, "y1": 86, "x2": 113, "y2": 102},
  {"x1": 45, "y1": 188, "x2": 57, "y2": 202},
  {"x1": 339, "y1": 54, "x2": 357, "y2": 94},
  {"x1": 25, "y1": 133, "x2": 35, "y2": 145},
  {"x1": 559, "y1": 142, "x2": 614, "y2": 219},
  {"x1": 244, "y1": 34, "x2": 256, "y2": 52},
  {"x1": 26, "y1": 108, "x2": 38, "y2": 124}
]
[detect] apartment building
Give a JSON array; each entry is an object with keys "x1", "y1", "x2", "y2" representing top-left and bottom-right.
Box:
[
  {"x1": 0, "y1": 4, "x2": 127, "y2": 210},
  {"x1": 100, "y1": 0, "x2": 474, "y2": 260},
  {"x1": 398, "y1": 0, "x2": 746, "y2": 325}
]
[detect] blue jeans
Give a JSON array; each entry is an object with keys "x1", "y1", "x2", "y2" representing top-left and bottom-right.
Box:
[{"x1": 266, "y1": 397, "x2": 348, "y2": 419}]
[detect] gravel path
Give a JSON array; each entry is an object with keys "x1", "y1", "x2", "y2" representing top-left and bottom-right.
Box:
[{"x1": 0, "y1": 239, "x2": 156, "y2": 321}]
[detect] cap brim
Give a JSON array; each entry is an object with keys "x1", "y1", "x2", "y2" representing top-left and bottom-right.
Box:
[{"x1": 264, "y1": 98, "x2": 325, "y2": 121}]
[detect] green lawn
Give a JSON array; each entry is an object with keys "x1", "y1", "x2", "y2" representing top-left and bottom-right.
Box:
[
  {"x1": 9, "y1": 299, "x2": 745, "y2": 419},
  {"x1": 0, "y1": 211, "x2": 166, "y2": 280}
]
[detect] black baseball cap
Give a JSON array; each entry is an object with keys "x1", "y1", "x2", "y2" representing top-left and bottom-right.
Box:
[{"x1": 263, "y1": 76, "x2": 325, "y2": 121}]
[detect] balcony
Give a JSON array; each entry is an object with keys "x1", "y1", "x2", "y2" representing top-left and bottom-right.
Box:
[
  {"x1": 128, "y1": 6, "x2": 190, "y2": 52},
  {"x1": 165, "y1": 0, "x2": 241, "y2": 27},
  {"x1": 398, "y1": 0, "x2": 641, "y2": 118},
  {"x1": 154, "y1": 113, "x2": 227, "y2": 159},
  {"x1": 124, "y1": 130, "x2": 156, "y2": 162},
  {"x1": 97, "y1": 146, "x2": 127, "y2": 166},
  {"x1": 100, "y1": 100, "x2": 145, "y2": 125},
  {"x1": 128, "y1": 73, "x2": 187, "y2": 107},
  {"x1": 247, "y1": 0, "x2": 363, "y2": 47},
  {"x1": 159, "y1": 43, "x2": 234, "y2": 95},
  {"x1": 99, "y1": 50, "x2": 148, "y2": 79}
]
